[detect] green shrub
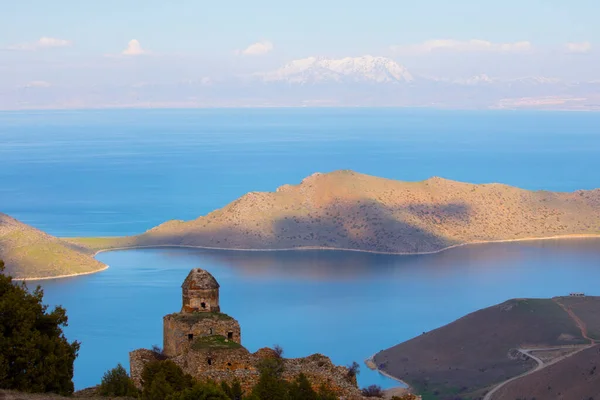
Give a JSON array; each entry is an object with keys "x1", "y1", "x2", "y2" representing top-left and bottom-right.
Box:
[
  {"x1": 220, "y1": 380, "x2": 243, "y2": 400},
  {"x1": 140, "y1": 360, "x2": 193, "y2": 400},
  {"x1": 0, "y1": 261, "x2": 80, "y2": 395},
  {"x1": 98, "y1": 363, "x2": 138, "y2": 397},
  {"x1": 361, "y1": 384, "x2": 384, "y2": 397},
  {"x1": 288, "y1": 373, "x2": 317, "y2": 400},
  {"x1": 171, "y1": 382, "x2": 229, "y2": 400}
]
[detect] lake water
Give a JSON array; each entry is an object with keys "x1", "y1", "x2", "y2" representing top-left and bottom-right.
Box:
[{"x1": 1, "y1": 108, "x2": 600, "y2": 390}]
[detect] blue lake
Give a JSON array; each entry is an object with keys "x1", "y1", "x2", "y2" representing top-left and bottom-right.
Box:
[{"x1": 1, "y1": 108, "x2": 600, "y2": 389}]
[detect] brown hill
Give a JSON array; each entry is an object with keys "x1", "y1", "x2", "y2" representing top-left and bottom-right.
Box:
[
  {"x1": 492, "y1": 344, "x2": 600, "y2": 400},
  {"x1": 0, "y1": 213, "x2": 107, "y2": 280},
  {"x1": 373, "y1": 298, "x2": 591, "y2": 399},
  {"x1": 72, "y1": 170, "x2": 600, "y2": 254}
]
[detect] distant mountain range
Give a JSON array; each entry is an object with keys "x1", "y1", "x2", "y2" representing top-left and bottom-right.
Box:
[
  {"x1": 255, "y1": 56, "x2": 568, "y2": 87},
  {"x1": 7, "y1": 55, "x2": 600, "y2": 110}
]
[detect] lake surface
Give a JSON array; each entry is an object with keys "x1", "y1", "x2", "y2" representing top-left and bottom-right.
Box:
[{"x1": 1, "y1": 108, "x2": 600, "y2": 390}]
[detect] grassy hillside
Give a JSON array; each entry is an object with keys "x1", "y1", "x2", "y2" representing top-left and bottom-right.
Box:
[
  {"x1": 70, "y1": 170, "x2": 600, "y2": 254},
  {"x1": 0, "y1": 213, "x2": 107, "y2": 279},
  {"x1": 373, "y1": 298, "x2": 589, "y2": 399}
]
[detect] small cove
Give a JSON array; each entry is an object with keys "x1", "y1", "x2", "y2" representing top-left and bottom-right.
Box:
[{"x1": 33, "y1": 238, "x2": 600, "y2": 390}]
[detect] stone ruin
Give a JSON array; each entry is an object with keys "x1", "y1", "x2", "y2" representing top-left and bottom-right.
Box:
[{"x1": 129, "y1": 267, "x2": 366, "y2": 399}]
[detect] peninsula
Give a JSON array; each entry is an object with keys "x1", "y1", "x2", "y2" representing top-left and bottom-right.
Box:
[
  {"x1": 70, "y1": 170, "x2": 600, "y2": 255},
  {"x1": 0, "y1": 213, "x2": 106, "y2": 280},
  {"x1": 372, "y1": 296, "x2": 600, "y2": 400}
]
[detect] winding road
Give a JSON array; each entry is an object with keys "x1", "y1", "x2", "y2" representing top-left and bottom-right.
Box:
[{"x1": 483, "y1": 298, "x2": 596, "y2": 400}]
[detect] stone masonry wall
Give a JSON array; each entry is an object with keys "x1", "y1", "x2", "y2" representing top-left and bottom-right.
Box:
[
  {"x1": 163, "y1": 313, "x2": 241, "y2": 357},
  {"x1": 130, "y1": 344, "x2": 367, "y2": 399},
  {"x1": 129, "y1": 349, "x2": 162, "y2": 388},
  {"x1": 182, "y1": 288, "x2": 220, "y2": 313}
]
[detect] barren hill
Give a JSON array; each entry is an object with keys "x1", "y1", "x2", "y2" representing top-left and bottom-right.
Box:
[
  {"x1": 492, "y1": 344, "x2": 600, "y2": 400},
  {"x1": 73, "y1": 170, "x2": 600, "y2": 254},
  {"x1": 373, "y1": 298, "x2": 588, "y2": 399},
  {"x1": 0, "y1": 213, "x2": 106, "y2": 279},
  {"x1": 373, "y1": 297, "x2": 600, "y2": 400}
]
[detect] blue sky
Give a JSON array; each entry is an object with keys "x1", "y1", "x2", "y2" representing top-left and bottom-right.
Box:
[
  {"x1": 2, "y1": 0, "x2": 597, "y2": 56},
  {"x1": 1, "y1": 1, "x2": 599, "y2": 109}
]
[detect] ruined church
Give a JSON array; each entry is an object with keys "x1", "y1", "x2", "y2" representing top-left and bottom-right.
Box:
[{"x1": 129, "y1": 268, "x2": 364, "y2": 398}]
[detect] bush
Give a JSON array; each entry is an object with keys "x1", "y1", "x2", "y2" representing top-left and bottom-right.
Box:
[
  {"x1": 273, "y1": 344, "x2": 284, "y2": 358},
  {"x1": 220, "y1": 381, "x2": 243, "y2": 400},
  {"x1": 140, "y1": 360, "x2": 194, "y2": 400},
  {"x1": 150, "y1": 344, "x2": 167, "y2": 361},
  {"x1": 0, "y1": 261, "x2": 80, "y2": 395},
  {"x1": 347, "y1": 361, "x2": 360, "y2": 378},
  {"x1": 288, "y1": 373, "x2": 317, "y2": 400},
  {"x1": 361, "y1": 384, "x2": 384, "y2": 397},
  {"x1": 171, "y1": 382, "x2": 230, "y2": 400},
  {"x1": 98, "y1": 363, "x2": 138, "y2": 397}
]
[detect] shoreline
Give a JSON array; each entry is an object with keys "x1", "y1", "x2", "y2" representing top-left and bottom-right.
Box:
[
  {"x1": 15, "y1": 233, "x2": 600, "y2": 281},
  {"x1": 365, "y1": 354, "x2": 410, "y2": 389},
  {"x1": 87, "y1": 233, "x2": 600, "y2": 257},
  {"x1": 12, "y1": 265, "x2": 110, "y2": 282}
]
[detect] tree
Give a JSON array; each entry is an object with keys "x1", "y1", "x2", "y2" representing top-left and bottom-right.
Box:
[
  {"x1": 171, "y1": 382, "x2": 230, "y2": 400},
  {"x1": 0, "y1": 261, "x2": 80, "y2": 395},
  {"x1": 221, "y1": 380, "x2": 243, "y2": 400},
  {"x1": 98, "y1": 363, "x2": 138, "y2": 397},
  {"x1": 288, "y1": 373, "x2": 317, "y2": 400},
  {"x1": 251, "y1": 358, "x2": 289, "y2": 400},
  {"x1": 140, "y1": 360, "x2": 194, "y2": 400}
]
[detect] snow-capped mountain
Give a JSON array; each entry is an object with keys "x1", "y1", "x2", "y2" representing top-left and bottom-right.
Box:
[{"x1": 260, "y1": 55, "x2": 414, "y2": 84}]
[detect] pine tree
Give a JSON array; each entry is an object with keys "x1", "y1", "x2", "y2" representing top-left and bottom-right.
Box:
[{"x1": 0, "y1": 260, "x2": 80, "y2": 395}]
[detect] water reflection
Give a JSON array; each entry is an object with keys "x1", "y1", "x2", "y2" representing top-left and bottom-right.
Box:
[
  {"x1": 155, "y1": 238, "x2": 600, "y2": 280},
  {"x1": 33, "y1": 239, "x2": 600, "y2": 391}
]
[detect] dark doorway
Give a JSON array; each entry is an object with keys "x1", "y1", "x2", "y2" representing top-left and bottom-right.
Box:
[
  {"x1": 188, "y1": 334, "x2": 194, "y2": 341},
  {"x1": 207, "y1": 358, "x2": 212, "y2": 366},
  {"x1": 201, "y1": 302, "x2": 206, "y2": 309},
  {"x1": 228, "y1": 332, "x2": 233, "y2": 340}
]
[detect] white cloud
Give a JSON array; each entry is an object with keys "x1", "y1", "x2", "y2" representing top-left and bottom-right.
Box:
[
  {"x1": 566, "y1": 42, "x2": 592, "y2": 54},
  {"x1": 122, "y1": 39, "x2": 146, "y2": 56},
  {"x1": 23, "y1": 80, "x2": 52, "y2": 88},
  {"x1": 8, "y1": 37, "x2": 72, "y2": 51},
  {"x1": 241, "y1": 41, "x2": 274, "y2": 56},
  {"x1": 391, "y1": 39, "x2": 532, "y2": 55}
]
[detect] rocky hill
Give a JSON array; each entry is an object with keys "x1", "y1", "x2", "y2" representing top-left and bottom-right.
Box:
[
  {"x1": 0, "y1": 213, "x2": 106, "y2": 279},
  {"x1": 73, "y1": 170, "x2": 600, "y2": 254}
]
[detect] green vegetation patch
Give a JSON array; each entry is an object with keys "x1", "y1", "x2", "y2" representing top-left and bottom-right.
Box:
[
  {"x1": 64, "y1": 236, "x2": 136, "y2": 251},
  {"x1": 191, "y1": 335, "x2": 242, "y2": 351},
  {"x1": 170, "y1": 312, "x2": 234, "y2": 324}
]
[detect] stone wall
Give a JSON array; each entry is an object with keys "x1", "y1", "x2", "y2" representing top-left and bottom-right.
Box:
[
  {"x1": 173, "y1": 347, "x2": 254, "y2": 375},
  {"x1": 163, "y1": 312, "x2": 241, "y2": 357},
  {"x1": 129, "y1": 349, "x2": 162, "y2": 388},
  {"x1": 182, "y1": 288, "x2": 220, "y2": 313},
  {"x1": 130, "y1": 344, "x2": 367, "y2": 399}
]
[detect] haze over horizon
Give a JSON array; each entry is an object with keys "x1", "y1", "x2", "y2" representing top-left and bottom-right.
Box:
[{"x1": 2, "y1": 0, "x2": 599, "y2": 110}]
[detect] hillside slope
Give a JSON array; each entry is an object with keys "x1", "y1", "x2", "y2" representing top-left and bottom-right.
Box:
[
  {"x1": 373, "y1": 298, "x2": 590, "y2": 399},
  {"x1": 73, "y1": 170, "x2": 600, "y2": 254},
  {"x1": 0, "y1": 213, "x2": 107, "y2": 279},
  {"x1": 492, "y1": 344, "x2": 600, "y2": 400}
]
